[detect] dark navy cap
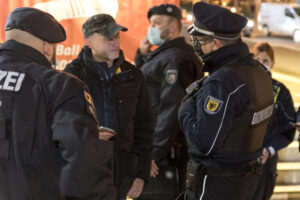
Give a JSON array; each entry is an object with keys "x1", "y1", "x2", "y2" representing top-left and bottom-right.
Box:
[
  {"x1": 5, "y1": 7, "x2": 66, "y2": 43},
  {"x1": 82, "y1": 14, "x2": 127, "y2": 38},
  {"x1": 148, "y1": 4, "x2": 182, "y2": 20},
  {"x1": 189, "y1": 2, "x2": 247, "y2": 40}
]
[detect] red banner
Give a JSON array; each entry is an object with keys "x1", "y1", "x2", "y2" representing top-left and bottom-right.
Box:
[{"x1": 0, "y1": 0, "x2": 179, "y2": 69}]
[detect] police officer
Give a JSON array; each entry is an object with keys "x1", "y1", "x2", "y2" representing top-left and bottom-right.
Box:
[
  {"x1": 64, "y1": 14, "x2": 154, "y2": 200},
  {"x1": 178, "y1": 3, "x2": 274, "y2": 200},
  {"x1": 251, "y1": 42, "x2": 296, "y2": 200},
  {"x1": 0, "y1": 7, "x2": 115, "y2": 200},
  {"x1": 134, "y1": 4, "x2": 203, "y2": 200}
]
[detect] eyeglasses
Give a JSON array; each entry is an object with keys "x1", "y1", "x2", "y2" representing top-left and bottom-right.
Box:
[{"x1": 191, "y1": 36, "x2": 213, "y2": 45}]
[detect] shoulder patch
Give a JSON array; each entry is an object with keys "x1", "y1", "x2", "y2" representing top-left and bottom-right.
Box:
[
  {"x1": 204, "y1": 96, "x2": 223, "y2": 114},
  {"x1": 166, "y1": 69, "x2": 178, "y2": 84},
  {"x1": 84, "y1": 90, "x2": 93, "y2": 105},
  {"x1": 84, "y1": 90, "x2": 97, "y2": 121}
]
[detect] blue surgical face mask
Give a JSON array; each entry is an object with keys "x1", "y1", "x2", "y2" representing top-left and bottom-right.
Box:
[{"x1": 147, "y1": 26, "x2": 167, "y2": 46}]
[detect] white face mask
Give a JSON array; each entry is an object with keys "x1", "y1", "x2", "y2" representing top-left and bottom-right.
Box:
[
  {"x1": 263, "y1": 64, "x2": 271, "y2": 71},
  {"x1": 147, "y1": 25, "x2": 169, "y2": 46}
]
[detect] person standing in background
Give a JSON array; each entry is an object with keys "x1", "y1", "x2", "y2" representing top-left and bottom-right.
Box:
[
  {"x1": 135, "y1": 3, "x2": 203, "y2": 200},
  {"x1": 251, "y1": 42, "x2": 296, "y2": 200}
]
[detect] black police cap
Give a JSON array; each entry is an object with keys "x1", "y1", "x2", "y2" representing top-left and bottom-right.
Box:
[
  {"x1": 189, "y1": 2, "x2": 247, "y2": 40},
  {"x1": 148, "y1": 4, "x2": 182, "y2": 21},
  {"x1": 5, "y1": 7, "x2": 66, "y2": 43}
]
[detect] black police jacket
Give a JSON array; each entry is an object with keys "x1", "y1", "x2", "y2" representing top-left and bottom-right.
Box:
[
  {"x1": 135, "y1": 37, "x2": 203, "y2": 163},
  {"x1": 263, "y1": 78, "x2": 296, "y2": 152},
  {"x1": 64, "y1": 47, "x2": 154, "y2": 197},
  {"x1": 0, "y1": 40, "x2": 115, "y2": 200},
  {"x1": 179, "y1": 41, "x2": 274, "y2": 170}
]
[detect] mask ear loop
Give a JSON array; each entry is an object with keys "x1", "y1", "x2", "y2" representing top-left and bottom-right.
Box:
[
  {"x1": 159, "y1": 22, "x2": 172, "y2": 41},
  {"x1": 192, "y1": 36, "x2": 204, "y2": 57}
]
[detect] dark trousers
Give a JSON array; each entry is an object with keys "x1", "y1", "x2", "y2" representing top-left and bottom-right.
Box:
[
  {"x1": 185, "y1": 173, "x2": 259, "y2": 200},
  {"x1": 137, "y1": 165, "x2": 179, "y2": 200},
  {"x1": 252, "y1": 154, "x2": 278, "y2": 200},
  {"x1": 137, "y1": 160, "x2": 188, "y2": 200}
]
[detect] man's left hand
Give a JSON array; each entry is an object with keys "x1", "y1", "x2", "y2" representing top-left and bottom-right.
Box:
[{"x1": 127, "y1": 178, "x2": 144, "y2": 198}]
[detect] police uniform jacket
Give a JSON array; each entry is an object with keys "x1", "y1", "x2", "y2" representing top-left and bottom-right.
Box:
[
  {"x1": 64, "y1": 47, "x2": 154, "y2": 197},
  {"x1": 179, "y1": 41, "x2": 274, "y2": 170},
  {"x1": 0, "y1": 40, "x2": 115, "y2": 200},
  {"x1": 263, "y1": 78, "x2": 296, "y2": 152},
  {"x1": 258, "y1": 78, "x2": 296, "y2": 181},
  {"x1": 135, "y1": 37, "x2": 203, "y2": 163}
]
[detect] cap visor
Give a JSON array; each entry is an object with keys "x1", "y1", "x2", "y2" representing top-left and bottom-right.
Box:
[
  {"x1": 188, "y1": 25, "x2": 206, "y2": 36},
  {"x1": 118, "y1": 24, "x2": 128, "y2": 32},
  {"x1": 103, "y1": 23, "x2": 128, "y2": 39}
]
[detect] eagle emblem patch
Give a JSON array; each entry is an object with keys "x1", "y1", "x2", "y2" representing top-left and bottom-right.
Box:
[{"x1": 204, "y1": 96, "x2": 223, "y2": 114}]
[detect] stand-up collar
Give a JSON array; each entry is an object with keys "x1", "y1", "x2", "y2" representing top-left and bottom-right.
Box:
[
  {"x1": 146, "y1": 37, "x2": 187, "y2": 60},
  {"x1": 0, "y1": 39, "x2": 51, "y2": 68},
  {"x1": 79, "y1": 46, "x2": 125, "y2": 73},
  {"x1": 201, "y1": 41, "x2": 250, "y2": 74}
]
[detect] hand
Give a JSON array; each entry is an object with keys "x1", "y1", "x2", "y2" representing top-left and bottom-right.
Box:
[
  {"x1": 127, "y1": 178, "x2": 144, "y2": 198},
  {"x1": 139, "y1": 36, "x2": 152, "y2": 55},
  {"x1": 98, "y1": 131, "x2": 115, "y2": 141},
  {"x1": 150, "y1": 160, "x2": 159, "y2": 178},
  {"x1": 259, "y1": 148, "x2": 269, "y2": 165}
]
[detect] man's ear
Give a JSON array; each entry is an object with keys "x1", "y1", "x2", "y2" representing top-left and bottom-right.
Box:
[
  {"x1": 169, "y1": 20, "x2": 177, "y2": 34},
  {"x1": 84, "y1": 38, "x2": 91, "y2": 47},
  {"x1": 43, "y1": 42, "x2": 52, "y2": 59},
  {"x1": 212, "y1": 38, "x2": 222, "y2": 51}
]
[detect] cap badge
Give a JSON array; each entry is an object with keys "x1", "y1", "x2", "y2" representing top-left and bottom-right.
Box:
[{"x1": 167, "y1": 7, "x2": 173, "y2": 13}]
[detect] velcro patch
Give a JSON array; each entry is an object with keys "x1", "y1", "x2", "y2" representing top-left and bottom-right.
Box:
[
  {"x1": 166, "y1": 69, "x2": 178, "y2": 84},
  {"x1": 251, "y1": 104, "x2": 274, "y2": 125},
  {"x1": 204, "y1": 96, "x2": 223, "y2": 114}
]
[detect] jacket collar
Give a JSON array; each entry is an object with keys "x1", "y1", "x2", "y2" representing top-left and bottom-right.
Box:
[
  {"x1": 201, "y1": 41, "x2": 250, "y2": 74},
  {"x1": 0, "y1": 39, "x2": 51, "y2": 68},
  {"x1": 146, "y1": 37, "x2": 187, "y2": 60},
  {"x1": 78, "y1": 46, "x2": 127, "y2": 73}
]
